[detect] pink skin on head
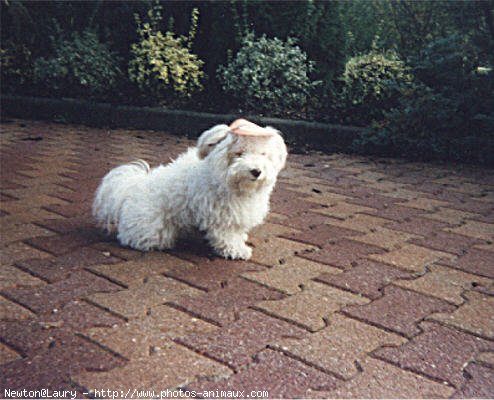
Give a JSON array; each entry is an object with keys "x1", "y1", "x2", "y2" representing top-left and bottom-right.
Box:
[{"x1": 229, "y1": 118, "x2": 275, "y2": 137}]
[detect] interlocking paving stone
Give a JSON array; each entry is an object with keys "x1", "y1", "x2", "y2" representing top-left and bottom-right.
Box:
[
  {"x1": 421, "y1": 188, "x2": 474, "y2": 204},
  {"x1": 24, "y1": 230, "x2": 105, "y2": 256},
  {"x1": 0, "y1": 180, "x2": 25, "y2": 190},
  {"x1": 454, "y1": 363, "x2": 494, "y2": 398},
  {"x1": 1, "y1": 208, "x2": 65, "y2": 225},
  {"x1": 88, "y1": 275, "x2": 202, "y2": 320},
  {"x1": 471, "y1": 212, "x2": 494, "y2": 224},
  {"x1": 428, "y1": 291, "x2": 494, "y2": 339},
  {"x1": 394, "y1": 265, "x2": 493, "y2": 305},
  {"x1": 273, "y1": 313, "x2": 406, "y2": 379},
  {"x1": 35, "y1": 216, "x2": 95, "y2": 234},
  {"x1": 169, "y1": 277, "x2": 284, "y2": 326},
  {"x1": 280, "y1": 223, "x2": 361, "y2": 247},
  {"x1": 175, "y1": 310, "x2": 306, "y2": 370},
  {"x1": 271, "y1": 196, "x2": 318, "y2": 216},
  {"x1": 0, "y1": 241, "x2": 51, "y2": 265},
  {"x1": 2, "y1": 119, "x2": 494, "y2": 397},
  {"x1": 2, "y1": 270, "x2": 122, "y2": 314},
  {"x1": 43, "y1": 202, "x2": 92, "y2": 218},
  {"x1": 281, "y1": 175, "x2": 333, "y2": 187},
  {"x1": 0, "y1": 314, "x2": 120, "y2": 357},
  {"x1": 285, "y1": 182, "x2": 345, "y2": 198},
  {"x1": 397, "y1": 197, "x2": 449, "y2": 211},
  {"x1": 302, "y1": 192, "x2": 351, "y2": 207},
  {"x1": 315, "y1": 260, "x2": 412, "y2": 299},
  {"x1": 440, "y1": 248, "x2": 494, "y2": 278},
  {"x1": 272, "y1": 211, "x2": 334, "y2": 230},
  {"x1": 345, "y1": 193, "x2": 399, "y2": 210},
  {"x1": 74, "y1": 341, "x2": 231, "y2": 394},
  {"x1": 477, "y1": 351, "x2": 494, "y2": 366},
  {"x1": 373, "y1": 321, "x2": 494, "y2": 388},
  {"x1": 423, "y1": 207, "x2": 482, "y2": 224},
  {"x1": 474, "y1": 242, "x2": 494, "y2": 252},
  {"x1": 411, "y1": 230, "x2": 483, "y2": 256},
  {"x1": 15, "y1": 247, "x2": 121, "y2": 283},
  {"x1": 0, "y1": 342, "x2": 21, "y2": 364},
  {"x1": 447, "y1": 198, "x2": 494, "y2": 216},
  {"x1": 37, "y1": 300, "x2": 124, "y2": 331},
  {"x1": 248, "y1": 236, "x2": 317, "y2": 267},
  {"x1": 353, "y1": 170, "x2": 389, "y2": 182},
  {"x1": 348, "y1": 227, "x2": 419, "y2": 250},
  {"x1": 325, "y1": 213, "x2": 392, "y2": 233},
  {"x1": 301, "y1": 239, "x2": 384, "y2": 269},
  {"x1": 448, "y1": 182, "x2": 488, "y2": 197},
  {"x1": 255, "y1": 281, "x2": 369, "y2": 331},
  {"x1": 306, "y1": 357, "x2": 455, "y2": 399},
  {"x1": 0, "y1": 296, "x2": 35, "y2": 320},
  {"x1": 249, "y1": 222, "x2": 300, "y2": 239},
  {"x1": 0, "y1": 222, "x2": 54, "y2": 246},
  {"x1": 266, "y1": 211, "x2": 289, "y2": 224},
  {"x1": 380, "y1": 187, "x2": 421, "y2": 200},
  {"x1": 343, "y1": 285, "x2": 456, "y2": 338},
  {"x1": 364, "y1": 203, "x2": 427, "y2": 222},
  {"x1": 242, "y1": 257, "x2": 340, "y2": 295},
  {"x1": 447, "y1": 220, "x2": 494, "y2": 241},
  {"x1": 83, "y1": 304, "x2": 217, "y2": 359},
  {"x1": 368, "y1": 244, "x2": 455, "y2": 273},
  {"x1": 187, "y1": 349, "x2": 341, "y2": 398},
  {"x1": 1, "y1": 333, "x2": 125, "y2": 393},
  {"x1": 0, "y1": 265, "x2": 46, "y2": 290},
  {"x1": 91, "y1": 241, "x2": 144, "y2": 260},
  {"x1": 324, "y1": 184, "x2": 382, "y2": 200},
  {"x1": 386, "y1": 217, "x2": 451, "y2": 236},
  {"x1": 163, "y1": 256, "x2": 265, "y2": 291},
  {"x1": 89, "y1": 255, "x2": 191, "y2": 288},
  {"x1": 0, "y1": 194, "x2": 69, "y2": 214},
  {"x1": 311, "y1": 202, "x2": 375, "y2": 219}
]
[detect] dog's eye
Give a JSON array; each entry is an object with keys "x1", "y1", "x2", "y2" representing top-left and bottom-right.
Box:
[
  {"x1": 208, "y1": 143, "x2": 214, "y2": 147},
  {"x1": 261, "y1": 152, "x2": 266, "y2": 156},
  {"x1": 235, "y1": 151, "x2": 243, "y2": 157}
]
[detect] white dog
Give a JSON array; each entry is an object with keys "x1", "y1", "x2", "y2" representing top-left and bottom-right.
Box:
[{"x1": 92, "y1": 122, "x2": 287, "y2": 260}]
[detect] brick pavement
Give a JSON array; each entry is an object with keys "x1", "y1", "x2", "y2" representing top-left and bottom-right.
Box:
[{"x1": 1, "y1": 118, "x2": 493, "y2": 399}]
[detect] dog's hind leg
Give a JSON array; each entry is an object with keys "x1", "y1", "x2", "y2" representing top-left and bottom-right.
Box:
[
  {"x1": 117, "y1": 224, "x2": 177, "y2": 251},
  {"x1": 116, "y1": 208, "x2": 177, "y2": 251},
  {"x1": 157, "y1": 225, "x2": 177, "y2": 250}
]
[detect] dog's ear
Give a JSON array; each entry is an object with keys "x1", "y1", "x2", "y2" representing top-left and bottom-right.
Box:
[
  {"x1": 197, "y1": 124, "x2": 229, "y2": 159},
  {"x1": 270, "y1": 129, "x2": 288, "y2": 170},
  {"x1": 278, "y1": 140, "x2": 288, "y2": 170}
]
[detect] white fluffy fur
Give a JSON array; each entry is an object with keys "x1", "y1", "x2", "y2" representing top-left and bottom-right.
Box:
[{"x1": 92, "y1": 124, "x2": 287, "y2": 260}]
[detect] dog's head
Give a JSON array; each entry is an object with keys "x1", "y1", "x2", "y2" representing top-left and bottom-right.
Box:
[
  {"x1": 207, "y1": 126, "x2": 287, "y2": 194},
  {"x1": 197, "y1": 124, "x2": 230, "y2": 159}
]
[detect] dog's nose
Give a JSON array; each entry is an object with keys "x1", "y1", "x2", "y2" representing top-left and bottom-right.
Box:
[{"x1": 250, "y1": 169, "x2": 262, "y2": 179}]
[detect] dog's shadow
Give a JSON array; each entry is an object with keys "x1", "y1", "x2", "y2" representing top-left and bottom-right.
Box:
[
  {"x1": 169, "y1": 237, "x2": 219, "y2": 261},
  {"x1": 100, "y1": 231, "x2": 222, "y2": 262}
]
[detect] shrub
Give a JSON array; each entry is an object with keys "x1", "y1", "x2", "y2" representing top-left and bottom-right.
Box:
[
  {"x1": 33, "y1": 30, "x2": 122, "y2": 98},
  {"x1": 217, "y1": 33, "x2": 320, "y2": 115},
  {"x1": 0, "y1": 41, "x2": 33, "y2": 92},
  {"x1": 353, "y1": 35, "x2": 494, "y2": 165},
  {"x1": 339, "y1": 49, "x2": 413, "y2": 125},
  {"x1": 412, "y1": 34, "x2": 479, "y2": 91},
  {"x1": 128, "y1": 3, "x2": 205, "y2": 102}
]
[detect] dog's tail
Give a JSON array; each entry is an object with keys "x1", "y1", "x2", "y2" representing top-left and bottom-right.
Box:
[{"x1": 92, "y1": 159, "x2": 150, "y2": 232}]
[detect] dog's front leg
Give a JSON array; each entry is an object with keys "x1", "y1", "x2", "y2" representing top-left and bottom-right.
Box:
[{"x1": 206, "y1": 229, "x2": 252, "y2": 260}]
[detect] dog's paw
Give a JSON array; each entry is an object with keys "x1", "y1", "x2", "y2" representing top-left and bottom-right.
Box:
[{"x1": 218, "y1": 243, "x2": 252, "y2": 260}]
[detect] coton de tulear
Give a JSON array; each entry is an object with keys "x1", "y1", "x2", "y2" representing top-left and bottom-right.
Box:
[{"x1": 92, "y1": 120, "x2": 287, "y2": 260}]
